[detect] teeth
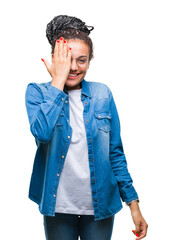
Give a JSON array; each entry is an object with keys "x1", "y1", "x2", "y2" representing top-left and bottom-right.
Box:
[{"x1": 69, "y1": 74, "x2": 78, "y2": 76}]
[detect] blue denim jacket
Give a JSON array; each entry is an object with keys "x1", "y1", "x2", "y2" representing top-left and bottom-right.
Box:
[{"x1": 25, "y1": 79, "x2": 139, "y2": 221}]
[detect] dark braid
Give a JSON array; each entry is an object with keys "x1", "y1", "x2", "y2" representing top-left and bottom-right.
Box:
[{"x1": 46, "y1": 15, "x2": 94, "y2": 61}]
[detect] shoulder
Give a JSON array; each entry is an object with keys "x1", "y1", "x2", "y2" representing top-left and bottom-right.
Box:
[
  {"x1": 87, "y1": 80, "x2": 111, "y2": 98},
  {"x1": 25, "y1": 81, "x2": 51, "y2": 96}
]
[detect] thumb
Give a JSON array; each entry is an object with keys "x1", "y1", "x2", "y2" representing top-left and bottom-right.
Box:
[
  {"x1": 41, "y1": 58, "x2": 51, "y2": 73},
  {"x1": 135, "y1": 223, "x2": 141, "y2": 234}
]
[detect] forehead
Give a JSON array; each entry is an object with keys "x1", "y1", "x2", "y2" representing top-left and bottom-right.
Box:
[{"x1": 67, "y1": 39, "x2": 89, "y2": 57}]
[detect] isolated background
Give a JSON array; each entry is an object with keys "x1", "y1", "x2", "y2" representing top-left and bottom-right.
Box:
[{"x1": 0, "y1": 0, "x2": 173, "y2": 239}]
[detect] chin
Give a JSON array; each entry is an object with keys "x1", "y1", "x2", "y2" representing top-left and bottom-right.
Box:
[{"x1": 65, "y1": 81, "x2": 82, "y2": 90}]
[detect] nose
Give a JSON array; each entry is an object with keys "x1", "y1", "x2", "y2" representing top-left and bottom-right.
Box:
[{"x1": 70, "y1": 59, "x2": 78, "y2": 71}]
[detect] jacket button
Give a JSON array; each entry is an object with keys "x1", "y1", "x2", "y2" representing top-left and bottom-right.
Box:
[
  {"x1": 53, "y1": 194, "x2": 56, "y2": 197},
  {"x1": 90, "y1": 159, "x2": 93, "y2": 162},
  {"x1": 92, "y1": 178, "x2": 95, "y2": 181},
  {"x1": 65, "y1": 100, "x2": 68, "y2": 103},
  {"x1": 57, "y1": 173, "x2": 59, "y2": 177},
  {"x1": 94, "y1": 198, "x2": 97, "y2": 202},
  {"x1": 85, "y1": 102, "x2": 87, "y2": 105},
  {"x1": 61, "y1": 155, "x2": 65, "y2": 158},
  {"x1": 89, "y1": 139, "x2": 92, "y2": 142},
  {"x1": 86, "y1": 120, "x2": 88, "y2": 122},
  {"x1": 67, "y1": 136, "x2": 70, "y2": 138},
  {"x1": 61, "y1": 98, "x2": 64, "y2": 101}
]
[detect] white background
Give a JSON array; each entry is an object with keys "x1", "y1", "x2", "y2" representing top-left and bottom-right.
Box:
[{"x1": 0, "y1": 0, "x2": 173, "y2": 239}]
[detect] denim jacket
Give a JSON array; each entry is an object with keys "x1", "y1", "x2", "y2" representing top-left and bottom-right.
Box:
[{"x1": 25, "y1": 78, "x2": 139, "y2": 221}]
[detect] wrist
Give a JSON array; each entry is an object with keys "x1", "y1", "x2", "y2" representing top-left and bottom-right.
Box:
[
  {"x1": 129, "y1": 200, "x2": 140, "y2": 212},
  {"x1": 51, "y1": 79, "x2": 65, "y2": 91}
]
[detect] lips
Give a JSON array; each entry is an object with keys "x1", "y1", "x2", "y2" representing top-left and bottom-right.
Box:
[{"x1": 67, "y1": 73, "x2": 80, "y2": 79}]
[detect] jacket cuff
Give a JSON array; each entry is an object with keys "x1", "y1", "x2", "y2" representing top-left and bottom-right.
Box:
[
  {"x1": 126, "y1": 198, "x2": 139, "y2": 206},
  {"x1": 44, "y1": 85, "x2": 68, "y2": 104},
  {"x1": 120, "y1": 185, "x2": 139, "y2": 203}
]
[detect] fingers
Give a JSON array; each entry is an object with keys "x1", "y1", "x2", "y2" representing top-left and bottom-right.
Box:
[
  {"x1": 63, "y1": 39, "x2": 68, "y2": 58},
  {"x1": 132, "y1": 223, "x2": 148, "y2": 239},
  {"x1": 53, "y1": 39, "x2": 59, "y2": 59},
  {"x1": 41, "y1": 37, "x2": 72, "y2": 79},
  {"x1": 54, "y1": 37, "x2": 70, "y2": 59},
  {"x1": 58, "y1": 37, "x2": 63, "y2": 58},
  {"x1": 132, "y1": 229, "x2": 140, "y2": 238}
]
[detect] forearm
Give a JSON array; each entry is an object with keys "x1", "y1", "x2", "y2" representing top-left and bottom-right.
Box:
[
  {"x1": 109, "y1": 88, "x2": 139, "y2": 202},
  {"x1": 129, "y1": 200, "x2": 140, "y2": 212},
  {"x1": 51, "y1": 78, "x2": 65, "y2": 91},
  {"x1": 25, "y1": 83, "x2": 67, "y2": 143}
]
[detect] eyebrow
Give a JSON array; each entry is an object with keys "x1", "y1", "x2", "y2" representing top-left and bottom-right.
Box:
[{"x1": 75, "y1": 55, "x2": 88, "y2": 59}]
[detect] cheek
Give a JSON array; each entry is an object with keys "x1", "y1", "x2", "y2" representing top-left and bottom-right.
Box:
[{"x1": 80, "y1": 65, "x2": 88, "y2": 73}]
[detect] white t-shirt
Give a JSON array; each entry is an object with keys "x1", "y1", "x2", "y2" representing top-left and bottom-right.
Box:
[{"x1": 55, "y1": 88, "x2": 94, "y2": 215}]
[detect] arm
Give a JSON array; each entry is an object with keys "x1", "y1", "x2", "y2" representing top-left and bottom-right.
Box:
[
  {"x1": 25, "y1": 82, "x2": 67, "y2": 143},
  {"x1": 108, "y1": 88, "x2": 138, "y2": 202},
  {"x1": 25, "y1": 37, "x2": 72, "y2": 143},
  {"x1": 108, "y1": 88, "x2": 148, "y2": 239}
]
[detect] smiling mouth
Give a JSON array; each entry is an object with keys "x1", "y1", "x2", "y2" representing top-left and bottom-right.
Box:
[
  {"x1": 68, "y1": 73, "x2": 80, "y2": 76},
  {"x1": 67, "y1": 73, "x2": 81, "y2": 79}
]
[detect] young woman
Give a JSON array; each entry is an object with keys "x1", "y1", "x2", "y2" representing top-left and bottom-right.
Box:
[{"x1": 25, "y1": 15, "x2": 148, "y2": 240}]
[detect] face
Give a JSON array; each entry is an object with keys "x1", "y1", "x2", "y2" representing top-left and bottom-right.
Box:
[{"x1": 64, "y1": 39, "x2": 90, "y2": 90}]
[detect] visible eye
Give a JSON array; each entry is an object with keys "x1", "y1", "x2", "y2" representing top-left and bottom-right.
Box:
[{"x1": 78, "y1": 59, "x2": 87, "y2": 64}]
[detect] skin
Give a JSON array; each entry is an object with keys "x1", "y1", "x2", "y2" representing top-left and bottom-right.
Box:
[
  {"x1": 42, "y1": 37, "x2": 90, "y2": 91},
  {"x1": 42, "y1": 37, "x2": 148, "y2": 239},
  {"x1": 63, "y1": 39, "x2": 90, "y2": 90},
  {"x1": 130, "y1": 201, "x2": 148, "y2": 239}
]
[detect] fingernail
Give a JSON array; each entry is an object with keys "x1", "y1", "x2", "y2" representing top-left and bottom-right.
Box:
[
  {"x1": 41, "y1": 58, "x2": 44, "y2": 62},
  {"x1": 57, "y1": 40, "x2": 60, "y2": 43},
  {"x1": 64, "y1": 40, "x2": 66, "y2": 43},
  {"x1": 60, "y1": 37, "x2": 63, "y2": 40},
  {"x1": 136, "y1": 233, "x2": 139, "y2": 236},
  {"x1": 69, "y1": 47, "x2": 72, "y2": 50}
]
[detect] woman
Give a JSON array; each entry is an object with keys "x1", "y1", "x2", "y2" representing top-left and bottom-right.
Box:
[{"x1": 25, "y1": 15, "x2": 148, "y2": 240}]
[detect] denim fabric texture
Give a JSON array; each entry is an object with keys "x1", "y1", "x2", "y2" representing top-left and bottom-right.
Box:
[
  {"x1": 44, "y1": 213, "x2": 115, "y2": 240},
  {"x1": 25, "y1": 79, "x2": 139, "y2": 221}
]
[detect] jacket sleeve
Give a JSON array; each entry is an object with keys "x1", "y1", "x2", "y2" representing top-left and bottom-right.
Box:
[
  {"x1": 108, "y1": 88, "x2": 139, "y2": 203},
  {"x1": 25, "y1": 82, "x2": 68, "y2": 143}
]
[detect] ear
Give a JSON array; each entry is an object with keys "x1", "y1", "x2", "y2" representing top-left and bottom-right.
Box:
[{"x1": 87, "y1": 61, "x2": 90, "y2": 69}]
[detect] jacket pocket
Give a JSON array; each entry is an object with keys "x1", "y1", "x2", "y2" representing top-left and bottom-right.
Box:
[
  {"x1": 56, "y1": 112, "x2": 65, "y2": 126},
  {"x1": 94, "y1": 112, "x2": 112, "y2": 132}
]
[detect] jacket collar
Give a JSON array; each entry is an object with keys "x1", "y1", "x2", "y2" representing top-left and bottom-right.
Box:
[
  {"x1": 48, "y1": 79, "x2": 91, "y2": 98},
  {"x1": 63, "y1": 79, "x2": 91, "y2": 98}
]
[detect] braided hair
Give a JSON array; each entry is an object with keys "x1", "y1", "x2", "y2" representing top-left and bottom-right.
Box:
[{"x1": 46, "y1": 15, "x2": 94, "y2": 61}]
